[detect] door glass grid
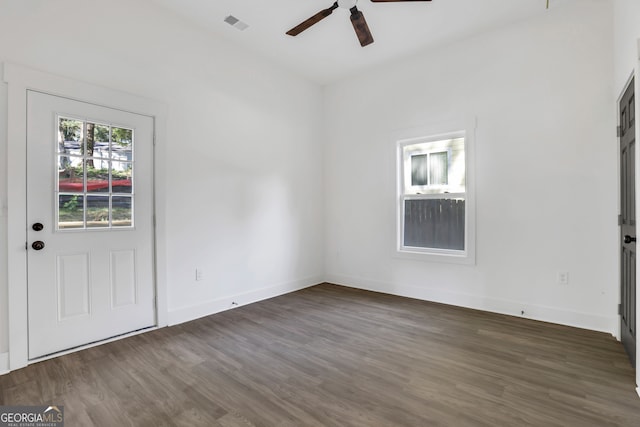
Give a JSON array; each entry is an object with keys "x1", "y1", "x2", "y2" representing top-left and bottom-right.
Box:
[{"x1": 57, "y1": 116, "x2": 134, "y2": 230}]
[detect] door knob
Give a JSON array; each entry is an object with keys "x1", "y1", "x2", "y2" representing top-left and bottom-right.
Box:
[
  {"x1": 32, "y1": 222, "x2": 44, "y2": 231},
  {"x1": 31, "y1": 241, "x2": 45, "y2": 251},
  {"x1": 624, "y1": 235, "x2": 636, "y2": 244}
]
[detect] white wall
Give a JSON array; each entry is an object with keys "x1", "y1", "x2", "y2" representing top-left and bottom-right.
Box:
[
  {"x1": 324, "y1": 1, "x2": 617, "y2": 332},
  {"x1": 613, "y1": 0, "x2": 640, "y2": 92},
  {"x1": 0, "y1": 0, "x2": 324, "y2": 357}
]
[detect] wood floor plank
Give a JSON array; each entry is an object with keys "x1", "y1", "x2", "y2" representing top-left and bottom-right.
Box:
[{"x1": 1, "y1": 283, "x2": 639, "y2": 426}]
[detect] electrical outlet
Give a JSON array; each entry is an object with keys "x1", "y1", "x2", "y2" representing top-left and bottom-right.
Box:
[
  {"x1": 557, "y1": 271, "x2": 569, "y2": 285},
  {"x1": 195, "y1": 268, "x2": 204, "y2": 281}
]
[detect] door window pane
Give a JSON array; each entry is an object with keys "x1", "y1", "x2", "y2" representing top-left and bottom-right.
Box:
[
  {"x1": 86, "y1": 161, "x2": 110, "y2": 193},
  {"x1": 58, "y1": 118, "x2": 83, "y2": 154},
  {"x1": 59, "y1": 195, "x2": 85, "y2": 229},
  {"x1": 85, "y1": 122, "x2": 109, "y2": 160},
  {"x1": 87, "y1": 196, "x2": 110, "y2": 228},
  {"x1": 93, "y1": 123, "x2": 110, "y2": 159},
  {"x1": 111, "y1": 127, "x2": 133, "y2": 161},
  {"x1": 111, "y1": 162, "x2": 132, "y2": 194},
  {"x1": 112, "y1": 196, "x2": 132, "y2": 227},
  {"x1": 58, "y1": 156, "x2": 84, "y2": 193}
]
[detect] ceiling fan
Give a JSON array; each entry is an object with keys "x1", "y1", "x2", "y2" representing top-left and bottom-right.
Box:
[{"x1": 286, "y1": 0, "x2": 432, "y2": 48}]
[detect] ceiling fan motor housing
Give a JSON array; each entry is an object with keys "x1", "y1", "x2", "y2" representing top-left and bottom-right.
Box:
[{"x1": 338, "y1": 0, "x2": 358, "y2": 9}]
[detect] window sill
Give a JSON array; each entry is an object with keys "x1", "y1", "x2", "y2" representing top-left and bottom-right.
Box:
[{"x1": 394, "y1": 247, "x2": 476, "y2": 265}]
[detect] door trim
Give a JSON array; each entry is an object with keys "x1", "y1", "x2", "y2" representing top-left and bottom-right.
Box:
[
  {"x1": 636, "y1": 59, "x2": 640, "y2": 396},
  {"x1": 617, "y1": 71, "x2": 637, "y2": 343},
  {"x1": 3, "y1": 62, "x2": 169, "y2": 372},
  {"x1": 618, "y1": 72, "x2": 637, "y2": 370},
  {"x1": 619, "y1": 59, "x2": 640, "y2": 394}
]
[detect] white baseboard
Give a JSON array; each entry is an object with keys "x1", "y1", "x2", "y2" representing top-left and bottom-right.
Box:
[
  {"x1": 168, "y1": 276, "x2": 323, "y2": 326},
  {"x1": 0, "y1": 352, "x2": 8, "y2": 375},
  {"x1": 636, "y1": 387, "x2": 640, "y2": 399},
  {"x1": 326, "y1": 274, "x2": 617, "y2": 334}
]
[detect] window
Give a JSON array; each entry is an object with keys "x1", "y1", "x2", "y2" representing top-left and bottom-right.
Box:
[
  {"x1": 57, "y1": 116, "x2": 134, "y2": 230},
  {"x1": 398, "y1": 132, "x2": 472, "y2": 261}
]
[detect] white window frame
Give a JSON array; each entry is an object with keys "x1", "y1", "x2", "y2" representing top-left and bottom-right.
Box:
[{"x1": 396, "y1": 128, "x2": 475, "y2": 265}]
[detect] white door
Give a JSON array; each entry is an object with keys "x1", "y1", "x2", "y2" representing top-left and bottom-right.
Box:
[{"x1": 27, "y1": 90, "x2": 156, "y2": 359}]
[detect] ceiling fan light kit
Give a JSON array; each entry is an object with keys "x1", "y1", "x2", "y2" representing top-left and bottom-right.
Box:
[{"x1": 286, "y1": 0, "x2": 432, "y2": 48}]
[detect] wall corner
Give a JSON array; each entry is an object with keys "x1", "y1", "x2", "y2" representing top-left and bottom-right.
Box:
[{"x1": 0, "y1": 352, "x2": 8, "y2": 375}]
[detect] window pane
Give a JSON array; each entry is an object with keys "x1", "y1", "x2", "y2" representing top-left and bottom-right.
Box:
[
  {"x1": 87, "y1": 195, "x2": 110, "y2": 228},
  {"x1": 430, "y1": 152, "x2": 448, "y2": 185},
  {"x1": 58, "y1": 156, "x2": 84, "y2": 193},
  {"x1": 112, "y1": 196, "x2": 132, "y2": 227},
  {"x1": 411, "y1": 154, "x2": 428, "y2": 186},
  {"x1": 58, "y1": 118, "x2": 83, "y2": 155},
  {"x1": 111, "y1": 127, "x2": 133, "y2": 161},
  {"x1": 59, "y1": 195, "x2": 85, "y2": 229},
  {"x1": 85, "y1": 122, "x2": 111, "y2": 160},
  {"x1": 86, "y1": 161, "x2": 110, "y2": 193},
  {"x1": 112, "y1": 162, "x2": 132, "y2": 194},
  {"x1": 92, "y1": 123, "x2": 110, "y2": 159},
  {"x1": 404, "y1": 198, "x2": 465, "y2": 250}
]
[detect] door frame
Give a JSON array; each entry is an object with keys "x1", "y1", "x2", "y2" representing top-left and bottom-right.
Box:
[
  {"x1": 3, "y1": 63, "x2": 169, "y2": 371},
  {"x1": 636, "y1": 59, "x2": 640, "y2": 399}
]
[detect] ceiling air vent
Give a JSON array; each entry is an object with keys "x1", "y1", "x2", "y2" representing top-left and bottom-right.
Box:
[{"x1": 224, "y1": 15, "x2": 249, "y2": 31}]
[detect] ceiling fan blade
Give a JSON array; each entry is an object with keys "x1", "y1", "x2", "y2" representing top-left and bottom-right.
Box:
[
  {"x1": 370, "y1": 0, "x2": 431, "y2": 2},
  {"x1": 286, "y1": 2, "x2": 339, "y2": 36},
  {"x1": 349, "y1": 7, "x2": 374, "y2": 47}
]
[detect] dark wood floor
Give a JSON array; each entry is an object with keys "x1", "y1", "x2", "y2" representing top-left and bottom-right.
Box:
[{"x1": 1, "y1": 283, "x2": 639, "y2": 426}]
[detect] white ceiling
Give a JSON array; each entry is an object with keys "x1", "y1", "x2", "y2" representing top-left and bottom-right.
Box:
[{"x1": 148, "y1": 0, "x2": 566, "y2": 84}]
